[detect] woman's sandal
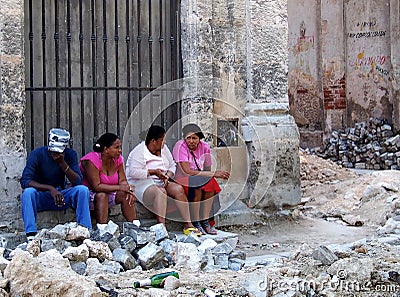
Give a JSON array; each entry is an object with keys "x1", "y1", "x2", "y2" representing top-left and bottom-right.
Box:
[
  {"x1": 183, "y1": 227, "x2": 203, "y2": 237},
  {"x1": 193, "y1": 221, "x2": 207, "y2": 235},
  {"x1": 201, "y1": 220, "x2": 217, "y2": 235}
]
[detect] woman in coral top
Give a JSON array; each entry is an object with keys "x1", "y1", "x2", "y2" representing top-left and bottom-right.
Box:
[
  {"x1": 172, "y1": 124, "x2": 230, "y2": 235},
  {"x1": 80, "y1": 133, "x2": 136, "y2": 224}
]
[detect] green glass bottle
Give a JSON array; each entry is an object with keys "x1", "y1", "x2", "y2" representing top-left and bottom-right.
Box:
[
  {"x1": 133, "y1": 271, "x2": 179, "y2": 288},
  {"x1": 201, "y1": 287, "x2": 221, "y2": 297}
]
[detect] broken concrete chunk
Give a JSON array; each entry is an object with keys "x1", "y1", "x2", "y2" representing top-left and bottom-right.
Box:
[
  {"x1": 65, "y1": 225, "x2": 90, "y2": 241},
  {"x1": 198, "y1": 238, "x2": 218, "y2": 254},
  {"x1": 83, "y1": 239, "x2": 113, "y2": 261},
  {"x1": 171, "y1": 242, "x2": 202, "y2": 271},
  {"x1": 180, "y1": 233, "x2": 202, "y2": 246},
  {"x1": 48, "y1": 224, "x2": 69, "y2": 240},
  {"x1": 229, "y1": 258, "x2": 245, "y2": 271},
  {"x1": 40, "y1": 239, "x2": 71, "y2": 254},
  {"x1": 212, "y1": 242, "x2": 234, "y2": 255},
  {"x1": 97, "y1": 220, "x2": 120, "y2": 238},
  {"x1": 62, "y1": 244, "x2": 89, "y2": 262},
  {"x1": 229, "y1": 250, "x2": 247, "y2": 260},
  {"x1": 311, "y1": 245, "x2": 338, "y2": 265}
]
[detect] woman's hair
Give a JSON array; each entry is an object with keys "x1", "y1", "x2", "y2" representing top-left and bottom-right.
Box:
[
  {"x1": 93, "y1": 133, "x2": 119, "y2": 152},
  {"x1": 144, "y1": 125, "x2": 165, "y2": 145}
]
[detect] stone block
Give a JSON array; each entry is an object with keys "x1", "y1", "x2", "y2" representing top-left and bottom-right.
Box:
[
  {"x1": 229, "y1": 250, "x2": 247, "y2": 260},
  {"x1": 180, "y1": 233, "x2": 202, "y2": 246},
  {"x1": 158, "y1": 239, "x2": 177, "y2": 255},
  {"x1": 198, "y1": 238, "x2": 218, "y2": 254},
  {"x1": 65, "y1": 225, "x2": 90, "y2": 241},
  {"x1": 123, "y1": 223, "x2": 156, "y2": 246},
  {"x1": 112, "y1": 248, "x2": 136, "y2": 271},
  {"x1": 107, "y1": 237, "x2": 121, "y2": 251},
  {"x1": 137, "y1": 242, "x2": 165, "y2": 270},
  {"x1": 102, "y1": 260, "x2": 123, "y2": 274},
  {"x1": 90, "y1": 229, "x2": 114, "y2": 243},
  {"x1": 118, "y1": 234, "x2": 137, "y2": 253},
  {"x1": 229, "y1": 258, "x2": 245, "y2": 271},
  {"x1": 69, "y1": 261, "x2": 86, "y2": 275},
  {"x1": 214, "y1": 253, "x2": 229, "y2": 269},
  {"x1": 83, "y1": 239, "x2": 113, "y2": 261},
  {"x1": 149, "y1": 223, "x2": 169, "y2": 242},
  {"x1": 40, "y1": 239, "x2": 71, "y2": 254}
]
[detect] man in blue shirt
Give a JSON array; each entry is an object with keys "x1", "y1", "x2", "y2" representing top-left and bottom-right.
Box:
[{"x1": 20, "y1": 128, "x2": 92, "y2": 240}]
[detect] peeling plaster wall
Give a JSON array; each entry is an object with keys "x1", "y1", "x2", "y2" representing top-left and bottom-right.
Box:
[
  {"x1": 0, "y1": 0, "x2": 26, "y2": 230},
  {"x1": 289, "y1": 0, "x2": 399, "y2": 148},
  {"x1": 346, "y1": 0, "x2": 392, "y2": 124},
  {"x1": 288, "y1": 1, "x2": 323, "y2": 133}
]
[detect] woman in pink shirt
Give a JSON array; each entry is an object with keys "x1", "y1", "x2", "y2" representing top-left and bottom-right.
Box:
[
  {"x1": 172, "y1": 124, "x2": 230, "y2": 235},
  {"x1": 80, "y1": 133, "x2": 136, "y2": 224}
]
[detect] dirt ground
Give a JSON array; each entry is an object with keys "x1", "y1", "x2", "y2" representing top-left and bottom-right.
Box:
[{"x1": 221, "y1": 151, "x2": 389, "y2": 257}]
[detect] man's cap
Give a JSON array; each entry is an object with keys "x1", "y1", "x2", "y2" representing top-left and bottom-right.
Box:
[
  {"x1": 182, "y1": 123, "x2": 205, "y2": 139},
  {"x1": 48, "y1": 128, "x2": 70, "y2": 153}
]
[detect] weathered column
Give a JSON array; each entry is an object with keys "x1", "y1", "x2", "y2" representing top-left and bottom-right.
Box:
[
  {"x1": 242, "y1": 0, "x2": 300, "y2": 210},
  {"x1": 0, "y1": 0, "x2": 26, "y2": 230},
  {"x1": 390, "y1": 0, "x2": 400, "y2": 131},
  {"x1": 180, "y1": 0, "x2": 301, "y2": 220}
]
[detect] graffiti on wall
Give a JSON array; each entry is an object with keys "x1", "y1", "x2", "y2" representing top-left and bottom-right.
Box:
[
  {"x1": 296, "y1": 21, "x2": 314, "y2": 53},
  {"x1": 297, "y1": 36, "x2": 314, "y2": 53},
  {"x1": 347, "y1": 18, "x2": 390, "y2": 78},
  {"x1": 347, "y1": 31, "x2": 386, "y2": 39},
  {"x1": 350, "y1": 52, "x2": 390, "y2": 67}
]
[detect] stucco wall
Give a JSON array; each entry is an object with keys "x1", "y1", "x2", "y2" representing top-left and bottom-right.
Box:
[
  {"x1": 0, "y1": 0, "x2": 25, "y2": 230},
  {"x1": 289, "y1": 0, "x2": 400, "y2": 147}
]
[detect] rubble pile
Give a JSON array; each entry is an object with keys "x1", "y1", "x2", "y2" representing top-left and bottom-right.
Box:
[
  {"x1": 299, "y1": 149, "x2": 357, "y2": 189},
  {"x1": 0, "y1": 221, "x2": 245, "y2": 296},
  {"x1": 310, "y1": 117, "x2": 400, "y2": 170}
]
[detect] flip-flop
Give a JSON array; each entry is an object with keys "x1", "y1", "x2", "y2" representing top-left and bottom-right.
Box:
[{"x1": 183, "y1": 227, "x2": 202, "y2": 237}]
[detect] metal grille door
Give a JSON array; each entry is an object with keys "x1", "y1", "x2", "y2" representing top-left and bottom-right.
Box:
[{"x1": 25, "y1": 0, "x2": 182, "y2": 157}]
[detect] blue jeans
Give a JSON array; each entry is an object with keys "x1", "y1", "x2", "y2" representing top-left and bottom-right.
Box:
[{"x1": 21, "y1": 185, "x2": 92, "y2": 233}]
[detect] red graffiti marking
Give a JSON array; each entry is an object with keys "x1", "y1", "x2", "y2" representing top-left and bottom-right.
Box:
[
  {"x1": 351, "y1": 54, "x2": 390, "y2": 67},
  {"x1": 297, "y1": 36, "x2": 314, "y2": 53}
]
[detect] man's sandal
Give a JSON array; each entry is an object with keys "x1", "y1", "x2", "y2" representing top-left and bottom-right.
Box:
[{"x1": 183, "y1": 227, "x2": 202, "y2": 237}]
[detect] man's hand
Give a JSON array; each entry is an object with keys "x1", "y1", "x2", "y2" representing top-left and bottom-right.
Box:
[
  {"x1": 49, "y1": 187, "x2": 65, "y2": 207},
  {"x1": 50, "y1": 151, "x2": 65, "y2": 164}
]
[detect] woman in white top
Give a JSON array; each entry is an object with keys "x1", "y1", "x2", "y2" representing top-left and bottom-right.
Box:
[{"x1": 126, "y1": 125, "x2": 201, "y2": 235}]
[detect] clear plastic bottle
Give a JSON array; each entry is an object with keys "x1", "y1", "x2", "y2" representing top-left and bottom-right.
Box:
[
  {"x1": 133, "y1": 271, "x2": 179, "y2": 288},
  {"x1": 201, "y1": 287, "x2": 221, "y2": 297}
]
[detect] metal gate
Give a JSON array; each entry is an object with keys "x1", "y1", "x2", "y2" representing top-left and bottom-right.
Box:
[{"x1": 24, "y1": 0, "x2": 182, "y2": 157}]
